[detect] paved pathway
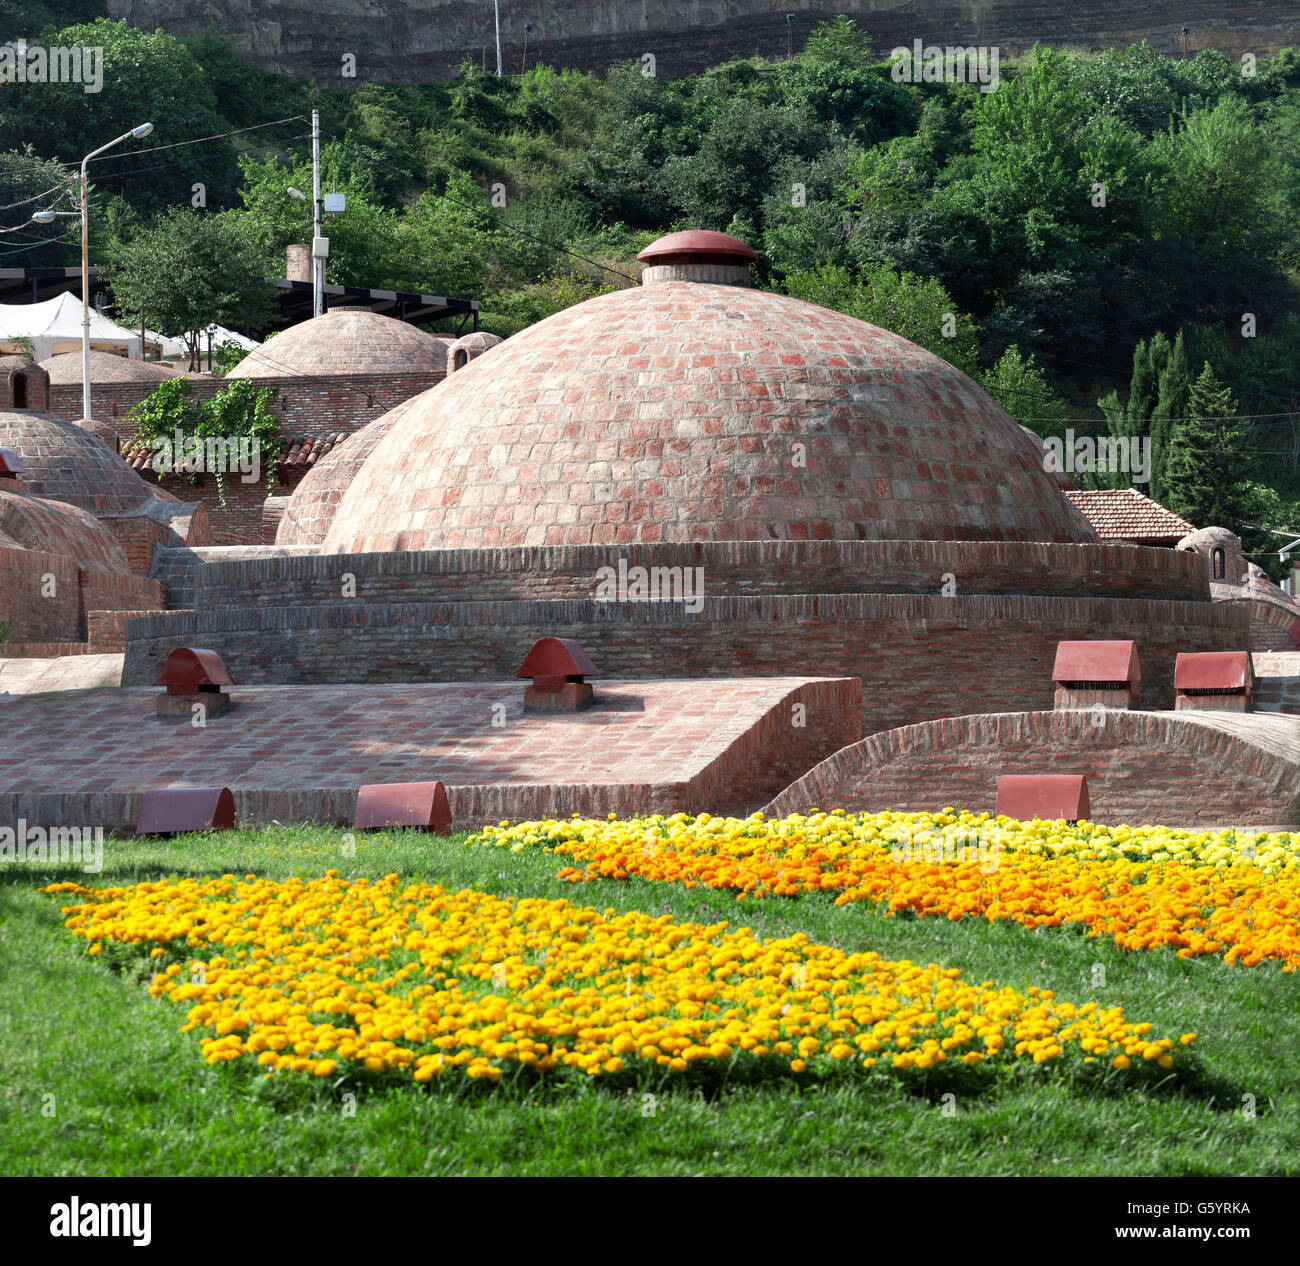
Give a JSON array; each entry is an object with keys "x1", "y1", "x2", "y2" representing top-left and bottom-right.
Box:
[{"x1": 0, "y1": 654, "x2": 124, "y2": 697}]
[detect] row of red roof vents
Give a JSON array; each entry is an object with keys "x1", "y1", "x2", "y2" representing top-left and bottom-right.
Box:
[
  {"x1": 1052, "y1": 640, "x2": 1142, "y2": 710},
  {"x1": 996, "y1": 775, "x2": 1091, "y2": 824},
  {"x1": 1174, "y1": 651, "x2": 1254, "y2": 712},
  {"x1": 1052, "y1": 643, "x2": 1254, "y2": 713}
]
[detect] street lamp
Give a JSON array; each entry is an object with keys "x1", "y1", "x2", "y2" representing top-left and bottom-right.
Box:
[
  {"x1": 78, "y1": 122, "x2": 153, "y2": 421},
  {"x1": 495, "y1": 0, "x2": 503, "y2": 77}
]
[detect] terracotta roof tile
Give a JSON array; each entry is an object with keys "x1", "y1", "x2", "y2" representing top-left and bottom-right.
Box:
[
  {"x1": 1063, "y1": 488, "x2": 1195, "y2": 542},
  {"x1": 119, "y1": 433, "x2": 349, "y2": 472}
]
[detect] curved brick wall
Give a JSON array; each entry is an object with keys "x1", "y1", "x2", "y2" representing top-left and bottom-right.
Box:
[
  {"x1": 121, "y1": 590, "x2": 1247, "y2": 734},
  {"x1": 1218, "y1": 595, "x2": 1300, "y2": 651},
  {"x1": 324, "y1": 279, "x2": 1099, "y2": 553},
  {"x1": 764, "y1": 709, "x2": 1300, "y2": 827},
  {"x1": 228, "y1": 310, "x2": 447, "y2": 379},
  {"x1": 275, "y1": 399, "x2": 415, "y2": 547},
  {"x1": 188, "y1": 538, "x2": 1211, "y2": 610}
]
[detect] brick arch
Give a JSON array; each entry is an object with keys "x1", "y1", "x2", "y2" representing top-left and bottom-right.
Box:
[
  {"x1": 765, "y1": 710, "x2": 1300, "y2": 827},
  {"x1": 1217, "y1": 595, "x2": 1300, "y2": 651}
]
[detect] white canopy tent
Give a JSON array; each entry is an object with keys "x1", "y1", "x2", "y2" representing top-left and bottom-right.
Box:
[
  {"x1": 143, "y1": 324, "x2": 260, "y2": 364},
  {"x1": 0, "y1": 290, "x2": 143, "y2": 360}
]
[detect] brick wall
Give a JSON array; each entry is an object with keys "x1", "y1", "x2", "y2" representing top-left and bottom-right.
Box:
[
  {"x1": 87, "y1": 608, "x2": 167, "y2": 652},
  {"x1": 79, "y1": 570, "x2": 165, "y2": 625},
  {"x1": 120, "y1": 591, "x2": 1248, "y2": 734},
  {"x1": 49, "y1": 370, "x2": 442, "y2": 546},
  {"x1": 50, "y1": 372, "x2": 443, "y2": 437},
  {"x1": 189, "y1": 538, "x2": 1211, "y2": 610},
  {"x1": 764, "y1": 709, "x2": 1300, "y2": 827},
  {"x1": 0, "y1": 550, "x2": 79, "y2": 641}
]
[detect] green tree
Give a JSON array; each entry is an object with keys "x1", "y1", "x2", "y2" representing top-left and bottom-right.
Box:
[
  {"x1": 104, "y1": 209, "x2": 276, "y2": 370},
  {"x1": 0, "y1": 19, "x2": 237, "y2": 215},
  {"x1": 1150, "y1": 330, "x2": 1190, "y2": 500},
  {"x1": 779, "y1": 263, "x2": 980, "y2": 376},
  {"x1": 1161, "y1": 362, "x2": 1253, "y2": 532},
  {"x1": 980, "y1": 346, "x2": 1069, "y2": 436}
]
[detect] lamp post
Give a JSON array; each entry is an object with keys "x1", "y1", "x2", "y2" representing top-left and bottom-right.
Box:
[
  {"x1": 495, "y1": 1, "x2": 503, "y2": 76},
  {"x1": 75, "y1": 122, "x2": 153, "y2": 421}
]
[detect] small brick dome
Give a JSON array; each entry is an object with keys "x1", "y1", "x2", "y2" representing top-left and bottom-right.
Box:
[
  {"x1": 0, "y1": 355, "x2": 51, "y2": 410},
  {"x1": 226, "y1": 310, "x2": 448, "y2": 379},
  {"x1": 39, "y1": 349, "x2": 177, "y2": 385},
  {"x1": 447, "y1": 331, "x2": 503, "y2": 373},
  {"x1": 72, "y1": 416, "x2": 122, "y2": 453},
  {"x1": 322, "y1": 232, "x2": 1096, "y2": 554},
  {"x1": 0, "y1": 408, "x2": 176, "y2": 514},
  {"x1": 0, "y1": 488, "x2": 131, "y2": 573},
  {"x1": 276, "y1": 399, "x2": 416, "y2": 547},
  {"x1": 1178, "y1": 526, "x2": 1245, "y2": 585}
]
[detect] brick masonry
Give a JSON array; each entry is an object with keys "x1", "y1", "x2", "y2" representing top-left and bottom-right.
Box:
[
  {"x1": 764, "y1": 708, "x2": 1300, "y2": 827},
  {"x1": 120, "y1": 590, "x2": 1248, "y2": 736},
  {"x1": 48, "y1": 371, "x2": 443, "y2": 546},
  {"x1": 0, "y1": 676, "x2": 860, "y2": 832},
  {"x1": 186, "y1": 538, "x2": 1212, "y2": 609}
]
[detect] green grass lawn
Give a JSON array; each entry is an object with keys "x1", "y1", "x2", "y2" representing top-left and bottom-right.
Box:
[{"x1": 0, "y1": 825, "x2": 1295, "y2": 1177}]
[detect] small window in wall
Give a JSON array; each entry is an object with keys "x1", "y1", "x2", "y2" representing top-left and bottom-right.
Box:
[
  {"x1": 1212, "y1": 547, "x2": 1225, "y2": 579},
  {"x1": 454, "y1": 350, "x2": 468, "y2": 370},
  {"x1": 11, "y1": 373, "x2": 27, "y2": 409}
]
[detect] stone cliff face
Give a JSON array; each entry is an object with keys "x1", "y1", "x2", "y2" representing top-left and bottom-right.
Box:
[{"x1": 105, "y1": 1, "x2": 1297, "y2": 83}]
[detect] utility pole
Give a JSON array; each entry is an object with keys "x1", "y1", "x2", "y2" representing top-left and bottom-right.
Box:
[
  {"x1": 311, "y1": 109, "x2": 324, "y2": 317},
  {"x1": 495, "y1": 0, "x2": 503, "y2": 77}
]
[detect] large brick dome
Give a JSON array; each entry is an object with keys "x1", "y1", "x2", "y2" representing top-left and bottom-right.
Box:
[
  {"x1": 227, "y1": 310, "x2": 447, "y2": 379},
  {"x1": 0, "y1": 408, "x2": 176, "y2": 514},
  {"x1": 322, "y1": 233, "x2": 1096, "y2": 553}
]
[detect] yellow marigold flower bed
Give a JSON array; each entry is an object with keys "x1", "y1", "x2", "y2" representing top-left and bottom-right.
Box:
[
  {"x1": 44, "y1": 872, "x2": 1189, "y2": 1085},
  {"x1": 472, "y1": 810, "x2": 1300, "y2": 971}
]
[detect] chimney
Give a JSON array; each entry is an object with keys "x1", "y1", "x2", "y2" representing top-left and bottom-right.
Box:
[{"x1": 285, "y1": 244, "x2": 312, "y2": 283}]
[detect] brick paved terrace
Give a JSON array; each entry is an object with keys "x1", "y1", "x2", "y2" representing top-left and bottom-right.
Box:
[{"x1": 0, "y1": 677, "x2": 859, "y2": 833}]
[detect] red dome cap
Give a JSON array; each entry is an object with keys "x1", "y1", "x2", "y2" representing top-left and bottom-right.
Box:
[{"x1": 637, "y1": 230, "x2": 759, "y2": 266}]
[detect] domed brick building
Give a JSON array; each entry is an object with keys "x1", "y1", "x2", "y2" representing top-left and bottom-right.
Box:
[
  {"x1": 0, "y1": 357, "x2": 176, "y2": 515},
  {"x1": 227, "y1": 309, "x2": 448, "y2": 379},
  {"x1": 324, "y1": 231, "x2": 1095, "y2": 554},
  {"x1": 446, "y1": 330, "x2": 502, "y2": 373},
  {"x1": 40, "y1": 349, "x2": 178, "y2": 385},
  {"x1": 124, "y1": 232, "x2": 1245, "y2": 749}
]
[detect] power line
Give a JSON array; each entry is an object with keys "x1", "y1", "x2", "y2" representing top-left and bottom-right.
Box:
[{"x1": 48, "y1": 116, "x2": 310, "y2": 173}]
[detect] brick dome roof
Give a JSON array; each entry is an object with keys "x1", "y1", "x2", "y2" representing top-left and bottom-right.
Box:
[
  {"x1": 276, "y1": 399, "x2": 416, "y2": 547},
  {"x1": 447, "y1": 330, "x2": 503, "y2": 373},
  {"x1": 322, "y1": 233, "x2": 1096, "y2": 554},
  {"x1": 226, "y1": 310, "x2": 447, "y2": 379},
  {"x1": 0, "y1": 488, "x2": 131, "y2": 573},
  {"x1": 0, "y1": 408, "x2": 176, "y2": 514},
  {"x1": 40, "y1": 350, "x2": 177, "y2": 384}
]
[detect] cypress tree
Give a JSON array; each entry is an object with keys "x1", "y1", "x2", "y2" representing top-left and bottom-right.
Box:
[
  {"x1": 1150, "y1": 330, "x2": 1190, "y2": 500},
  {"x1": 1161, "y1": 362, "x2": 1252, "y2": 530}
]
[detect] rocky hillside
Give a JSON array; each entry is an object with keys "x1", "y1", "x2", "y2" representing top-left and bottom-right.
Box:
[{"x1": 104, "y1": 1, "x2": 1298, "y2": 83}]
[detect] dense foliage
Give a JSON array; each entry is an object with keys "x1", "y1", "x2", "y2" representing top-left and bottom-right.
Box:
[{"x1": 3, "y1": 14, "x2": 1299, "y2": 558}]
